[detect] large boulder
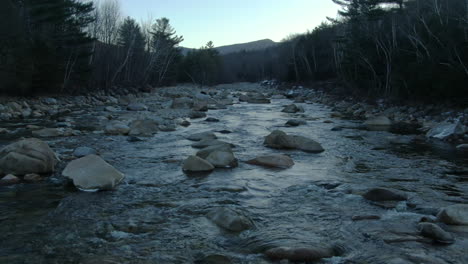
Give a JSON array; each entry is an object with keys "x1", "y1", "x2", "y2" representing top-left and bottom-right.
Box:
[
  {"x1": 62, "y1": 155, "x2": 125, "y2": 191},
  {"x1": 205, "y1": 151, "x2": 238, "y2": 168},
  {"x1": 129, "y1": 119, "x2": 159, "y2": 137},
  {"x1": 171, "y1": 97, "x2": 194, "y2": 109},
  {"x1": 247, "y1": 154, "x2": 294, "y2": 169},
  {"x1": 0, "y1": 138, "x2": 57, "y2": 175},
  {"x1": 105, "y1": 121, "x2": 130, "y2": 135},
  {"x1": 264, "y1": 130, "x2": 324, "y2": 153},
  {"x1": 127, "y1": 103, "x2": 148, "y2": 111},
  {"x1": 437, "y1": 204, "x2": 468, "y2": 225},
  {"x1": 426, "y1": 119, "x2": 465, "y2": 140},
  {"x1": 197, "y1": 144, "x2": 233, "y2": 159},
  {"x1": 207, "y1": 207, "x2": 253, "y2": 232},
  {"x1": 182, "y1": 156, "x2": 214, "y2": 172}
]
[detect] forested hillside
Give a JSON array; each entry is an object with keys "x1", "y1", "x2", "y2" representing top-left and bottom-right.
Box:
[{"x1": 1, "y1": 0, "x2": 467, "y2": 103}]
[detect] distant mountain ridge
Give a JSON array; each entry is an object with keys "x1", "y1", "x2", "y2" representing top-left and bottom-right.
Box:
[{"x1": 181, "y1": 39, "x2": 278, "y2": 55}]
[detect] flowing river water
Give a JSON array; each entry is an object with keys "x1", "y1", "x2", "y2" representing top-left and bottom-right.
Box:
[{"x1": 0, "y1": 91, "x2": 467, "y2": 263}]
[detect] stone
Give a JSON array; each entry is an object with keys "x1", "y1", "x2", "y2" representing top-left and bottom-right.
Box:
[
  {"x1": 73, "y1": 147, "x2": 97, "y2": 158},
  {"x1": 180, "y1": 120, "x2": 191, "y2": 127},
  {"x1": 418, "y1": 223, "x2": 454, "y2": 244},
  {"x1": 159, "y1": 124, "x2": 176, "y2": 132},
  {"x1": 24, "y1": 173, "x2": 42, "y2": 182},
  {"x1": 264, "y1": 130, "x2": 324, "y2": 153},
  {"x1": 182, "y1": 156, "x2": 214, "y2": 172},
  {"x1": 247, "y1": 154, "x2": 294, "y2": 169},
  {"x1": 206, "y1": 207, "x2": 252, "y2": 232},
  {"x1": 192, "y1": 101, "x2": 208, "y2": 112},
  {"x1": 32, "y1": 128, "x2": 64, "y2": 137},
  {"x1": 187, "y1": 131, "x2": 217, "y2": 141},
  {"x1": 62, "y1": 155, "x2": 125, "y2": 191},
  {"x1": 0, "y1": 174, "x2": 20, "y2": 185},
  {"x1": 205, "y1": 117, "x2": 219, "y2": 122},
  {"x1": 105, "y1": 121, "x2": 130, "y2": 135},
  {"x1": 0, "y1": 128, "x2": 8, "y2": 134},
  {"x1": 205, "y1": 151, "x2": 238, "y2": 168},
  {"x1": 196, "y1": 144, "x2": 233, "y2": 159},
  {"x1": 364, "y1": 116, "x2": 392, "y2": 128},
  {"x1": 239, "y1": 93, "x2": 270, "y2": 104},
  {"x1": 195, "y1": 255, "x2": 231, "y2": 264},
  {"x1": 104, "y1": 106, "x2": 119, "y2": 112},
  {"x1": 426, "y1": 119, "x2": 465, "y2": 140},
  {"x1": 264, "y1": 246, "x2": 338, "y2": 262},
  {"x1": 191, "y1": 139, "x2": 232, "y2": 149},
  {"x1": 351, "y1": 215, "x2": 381, "y2": 221},
  {"x1": 127, "y1": 103, "x2": 148, "y2": 111},
  {"x1": 282, "y1": 104, "x2": 304, "y2": 113},
  {"x1": 456, "y1": 144, "x2": 468, "y2": 150},
  {"x1": 0, "y1": 138, "x2": 57, "y2": 175},
  {"x1": 129, "y1": 119, "x2": 159, "y2": 137},
  {"x1": 171, "y1": 97, "x2": 194, "y2": 109},
  {"x1": 286, "y1": 119, "x2": 306, "y2": 127},
  {"x1": 363, "y1": 188, "x2": 407, "y2": 202},
  {"x1": 42, "y1": 98, "x2": 57, "y2": 105},
  {"x1": 437, "y1": 204, "x2": 468, "y2": 225},
  {"x1": 190, "y1": 111, "x2": 207, "y2": 119}
]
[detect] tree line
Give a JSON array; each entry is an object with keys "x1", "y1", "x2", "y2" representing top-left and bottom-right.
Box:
[
  {"x1": 1, "y1": 0, "x2": 467, "y2": 103},
  {"x1": 221, "y1": 0, "x2": 468, "y2": 103}
]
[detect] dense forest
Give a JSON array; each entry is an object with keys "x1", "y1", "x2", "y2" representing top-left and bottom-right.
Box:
[{"x1": 1, "y1": 0, "x2": 467, "y2": 103}]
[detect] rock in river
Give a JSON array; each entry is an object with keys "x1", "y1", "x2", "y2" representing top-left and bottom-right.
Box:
[
  {"x1": 437, "y1": 204, "x2": 468, "y2": 225},
  {"x1": 127, "y1": 103, "x2": 148, "y2": 111},
  {"x1": 196, "y1": 144, "x2": 233, "y2": 159},
  {"x1": 364, "y1": 116, "x2": 392, "y2": 129},
  {"x1": 247, "y1": 154, "x2": 294, "y2": 169},
  {"x1": 264, "y1": 246, "x2": 340, "y2": 262},
  {"x1": 0, "y1": 174, "x2": 20, "y2": 185},
  {"x1": 73, "y1": 147, "x2": 97, "y2": 158},
  {"x1": 62, "y1": 154, "x2": 125, "y2": 191},
  {"x1": 281, "y1": 104, "x2": 304, "y2": 113},
  {"x1": 418, "y1": 222, "x2": 454, "y2": 244},
  {"x1": 182, "y1": 156, "x2": 214, "y2": 172},
  {"x1": 285, "y1": 119, "x2": 306, "y2": 127},
  {"x1": 129, "y1": 119, "x2": 159, "y2": 137},
  {"x1": 264, "y1": 130, "x2": 324, "y2": 153},
  {"x1": 363, "y1": 187, "x2": 407, "y2": 202},
  {"x1": 0, "y1": 138, "x2": 57, "y2": 175},
  {"x1": 205, "y1": 151, "x2": 238, "y2": 168},
  {"x1": 105, "y1": 121, "x2": 130, "y2": 135},
  {"x1": 207, "y1": 207, "x2": 253, "y2": 232},
  {"x1": 187, "y1": 131, "x2": 217, "y2": 141},
  {"x1": 426, "y1": 119, "x2": 465, "y2": 140}
]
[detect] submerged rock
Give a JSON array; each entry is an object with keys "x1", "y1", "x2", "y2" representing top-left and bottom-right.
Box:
[
  {"x1": 418, "y1": 223, "x2": 454, "y2": 244},
  {"x1": 105, "y1": 121, "x2": 130, "y2": 135},
  {"x1": 207, "y1": 207, "x2": 253, "y2": 232},
  {"x1": 182, "y1": 156, "x2": 214, "y2": 172},
  {"x1": 187, "y1": 131, "x2": 217, "y2": 141},
  {"x1": 0, "y1": 138, "x2": 57, "y2": 175},
  {"x1": 246, "y1": 154, "x2": 294, "y2": 169},
  {"x1": 264, "y1": 246, "x2": 339, "y2": 262},
  {"x1": 264, "y1": 130, "x2": 324, "y2": 153},
  {"x1": 62, "y1": 155, "x2": 125, "y2": 191},
  {"x1": 363, "y1": 187, "x2": 407, "y2": 202},
  {"x1": 437, "y1": 204, "x2": 468, "y2": 225}
]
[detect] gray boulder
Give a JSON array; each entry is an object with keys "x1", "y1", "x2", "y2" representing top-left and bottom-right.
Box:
[
  {"x1": 286, "y1": 119, "x2": 306, "y2": 127},
  {"x1": 129, "y1": 119, "x2": 159, "y2": 137},
  {"x1": 182, "y1": 156, "x2": 214, "y2": 172},
  {"x1": 62, "y1": 155, "x2": 125, "y2": 191},
  {"x1": 264, "y1": 246, "x2": 339, "y2": 262},
  {"x1": 0, "y1": 138, "x2": 57, "y2": 175},
  {"x1": 205, "y1": 151, "x2": 238, "y2": 168},
  {"x1": 247, "y1": 154, "x2": 294, "y2": 169},
  {"x1": 105, "y1": 121, "x2": 130, "y2": 135},
  {"x1": 363, "y1": 187, "x2": 407, "y2": 202},
  {"x1": 73, "y1": 147, "x2": 97, "y2": 158},
  {"x1": 264, "y1": 130, "x2": 324, "y2": 153},
  {"x1": 127, "y1": 103, "x2": 148, "y2": 111},
  {"x1": 32, "y1": 128, "x2": 64, "y2": 137},
  {"x1": 418, "y1": 223, "x2": 454, "y2": 244},
  {"x1": 171, "y1": 97, "x2": 194, "y2": 109},
  {"x1": 437, "y1": 204, "x2": 468, "y2": 225},
  {"x1": 427, "y1": 119, "x2": 465, "y2": 140},
  {"x1": 191, "y1": 139, "x2": 232, "y2": 149},
  {"x1": 207, "y1": 207, "x2": 253, "y2": 232},
  {"x1": 197, "y1": 144, "x2": 233, "y2": 159},
  {"x1": 282, "y1": 104, "x2": 304, "y2": 113}
]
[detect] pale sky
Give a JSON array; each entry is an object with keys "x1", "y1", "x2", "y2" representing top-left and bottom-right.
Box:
[{"x1": 119, "y1": 0, "x2": 339, "y2": 48}]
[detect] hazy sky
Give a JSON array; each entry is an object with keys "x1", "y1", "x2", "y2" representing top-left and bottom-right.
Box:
[{"x1": 119, "y1": 0, "x2": 339, "y2": 48}]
